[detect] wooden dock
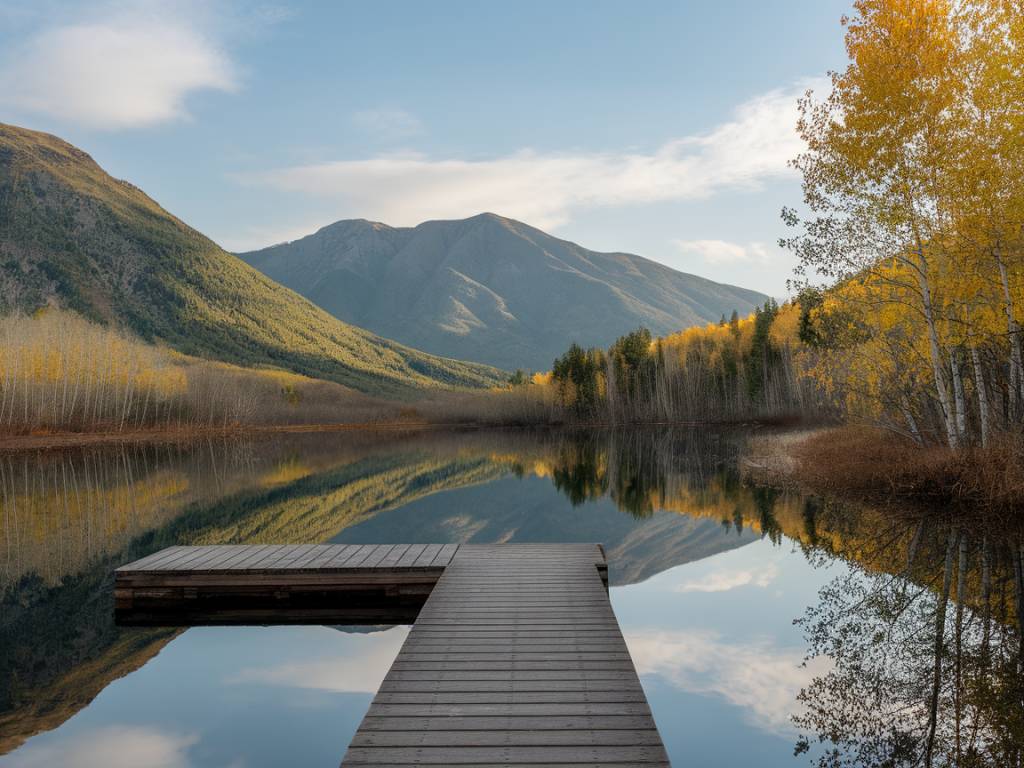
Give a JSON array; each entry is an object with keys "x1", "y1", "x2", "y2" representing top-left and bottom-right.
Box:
[
  {"x1": 115, "y1": 543, "x2": 669, "y2": 766},
  {"x1": 115, "y1": 543, "x2": 460, "y2": 625}
]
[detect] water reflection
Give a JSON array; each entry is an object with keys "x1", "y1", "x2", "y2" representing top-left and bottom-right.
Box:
[
  {"x1": 0, "y1": 428, "x2": 1020, "y2": 767},
  {"x1": 791, "y1": 510, "x2": 1024, "y2": 767}
]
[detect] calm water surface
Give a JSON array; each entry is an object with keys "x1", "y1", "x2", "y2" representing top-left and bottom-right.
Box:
[{"x1": 0, "y1": 429, "x2": 1020, "y2": 767}]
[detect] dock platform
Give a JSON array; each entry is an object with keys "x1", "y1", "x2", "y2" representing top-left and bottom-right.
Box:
[{"x1": 115, "y1": 543, "x2": 669, "y2": 766}]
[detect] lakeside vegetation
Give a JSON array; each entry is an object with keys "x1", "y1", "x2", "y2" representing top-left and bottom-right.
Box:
[
  {"x1": 479, "y1": 302, "x2": 827, "y2": 425},
  {"x1": 0, "y1": 310, "x2": 411, "y2": 436}
]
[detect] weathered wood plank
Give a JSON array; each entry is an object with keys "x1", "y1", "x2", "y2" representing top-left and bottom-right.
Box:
[
  {"x1": 116, "y1": 546, "x2": 185, "y2": 572},
  {"x1": 341, "y1": 745, "x2": 668, "y2": 763},
  {"x1": 365, "y1": 702, "x2": 653, "y2": 716},
  {"x1": 381, "y1": 671, "x2": 641, "y2": 682},
  {"x1": 356, "y1": 715, "x2": 658, "y2": 731},
  {"x1": 370, "y1": 691, "x2": 650, "y2": 704},
  {"x1": 341, "y1": 543, "x2": 666, "y2": 766},
  {"x1": 114, "y1": 543, "x2": 667, "y2": 766},
  {"x1": 393, "y1": 543, "x2": 428, "y2": 567},
  {"x1": 431, "y1": 542, "x2": 459, "y2": 566},
  {"x1": 413, "y1": 543, "x2": 442, "y2": 567},
  {"x1": 349, "y1": 730, "x2": 664, "y2": 747},
  {"x1": 339, "y1": 764, "x2": 667, "y2": 768},
  {"x1": 379, "y1": 544, "x2": 412, "y2": 567}
]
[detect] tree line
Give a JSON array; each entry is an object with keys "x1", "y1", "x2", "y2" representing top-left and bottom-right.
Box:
[{"x1": 541, "y1": 301, "x2": 828, "y2": 424}]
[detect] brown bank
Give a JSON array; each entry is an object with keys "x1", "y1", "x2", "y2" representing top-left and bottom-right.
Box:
[{"x1": 743, "y1": 425, "x2": 1024, "y2": 516}]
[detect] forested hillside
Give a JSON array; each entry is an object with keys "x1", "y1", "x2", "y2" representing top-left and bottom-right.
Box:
[{"x1": 0, "y1": 124, "x2": 502, "y2": 396}]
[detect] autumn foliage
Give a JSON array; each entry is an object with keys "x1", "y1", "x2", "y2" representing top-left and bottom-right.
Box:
[
  {"x1": 784, "y1": 0, "x2": 1024, "y2": 448},
  {"x1": 0, "y1": 310, "x2": 403, "y2": 435}
]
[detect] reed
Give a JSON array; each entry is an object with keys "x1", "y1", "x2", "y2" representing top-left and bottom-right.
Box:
[{"x1": 0, "y1": 310, "x2": 402, "y2": 435}]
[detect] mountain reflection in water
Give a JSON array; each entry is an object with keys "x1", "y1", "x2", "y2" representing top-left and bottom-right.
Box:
[{"x1": 0, "y1": 428, "x2": 1020, "y2": 767}]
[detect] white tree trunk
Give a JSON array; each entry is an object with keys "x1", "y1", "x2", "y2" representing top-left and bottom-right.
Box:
[
  {"x1": 995, "y1": 250, "x2": 1024, "y2": 418},
  {"x1": 970, "y1": 346, "x2": 990, "y2": 447},
  {"x1": 900, "y1": 395, "x2": 923, "y2": 445},
  {"x1": 916, "y1": 247, "x2": 958, "y2": 447},
  {"x1": 950, "y1": 350, "x2": 967, "y2": 443}
]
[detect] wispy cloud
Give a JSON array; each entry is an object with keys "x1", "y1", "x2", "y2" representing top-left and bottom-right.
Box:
[
  {"x1": 240, "y1": 79, "x2": 821, "y2": 229},
  {"x1": 674, "y1": 562, "x2": 779, "y2": 593},
  {"x1": 4, "y1": 725, "x2": 198, "y2": 768},
  {"x1": 352, "y1": 108, "x2": 424, "y2": 141},
  {"x1": 673, "y1": 239, "x2": 774, "y2": 266},
  {"x1": 228, "y1": 627, "x2": 408, "y2": 693},
  {"x1": 625, "y1": 628, "x2": 829, "y2": 734},
  {"x1": 0, "y1": 4, "x2": 237, "y2": 129}
]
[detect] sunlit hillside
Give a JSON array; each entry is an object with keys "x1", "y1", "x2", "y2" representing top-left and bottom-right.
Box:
[{"x1": 0, "y1": 124, "x2": 503, "y2": 397}]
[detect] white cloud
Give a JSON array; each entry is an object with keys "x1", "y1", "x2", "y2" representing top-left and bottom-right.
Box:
[
  {"x1": 674, "y1": 562, "x2": 779, "y2": 593},
  {"x1": 228, "y1": 627, "x2": 408, "y2": 693},
  {"x1": 0, "y1": 7, "x2": 237, "y2": 129},
  {"x1": 673, "y1": 239, "x2": 774, "y2": 266},
  {"x1": 625, "y1": 628, "x2": 830, "y2": 734},
  {"x1": 240, "y1": 79, "x2": 824, "y2": 229},
  {"x1": 352, "y1": 108, "x2": 424, "y2": 140},
  {"x1": 5, "y1": 725, "x2": 197, "y2": 768}
]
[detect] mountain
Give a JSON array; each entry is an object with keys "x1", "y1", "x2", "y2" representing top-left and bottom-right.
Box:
[
  {"x1": 239, "y1": 214, "x2": 769, "y2": 371},
  {"x1": 0, "y1": 124, "x2": 502, "y2": 396}
]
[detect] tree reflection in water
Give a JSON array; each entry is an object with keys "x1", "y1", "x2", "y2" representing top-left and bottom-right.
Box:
[
  {"x1": 792, "y1": 510, "x2": 1024, "y2": 768},
  {"x1": 1, "y1": 428, "x2": 1021, "y2": 766}
]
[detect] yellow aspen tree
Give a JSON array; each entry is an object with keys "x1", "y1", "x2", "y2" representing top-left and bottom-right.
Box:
[
  {"x1": 959, "y1": 0, "x2": 1024, "y2": 417},
  {"x1": 784, "y1": 0, "x2": 968, "y2": 446}
]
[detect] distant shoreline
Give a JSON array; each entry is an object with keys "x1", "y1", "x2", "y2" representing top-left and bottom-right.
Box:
[
  {"x1": 0, "y1": 422, "x2": 441, "y2": 453},
  {"x1": 0, "y1": 418, "x2": 785, "y2": 454}
]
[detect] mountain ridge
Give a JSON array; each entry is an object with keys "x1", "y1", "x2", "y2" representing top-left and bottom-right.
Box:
[
  {"x1": 240, "y1": 212, "x2": 769, "y2": 370},
  {"x1": 0, "y1": 123, "x2": 503, "y2": 396}
]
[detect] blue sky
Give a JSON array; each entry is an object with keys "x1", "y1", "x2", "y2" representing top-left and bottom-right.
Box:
[{"x1": 0, "y1": 0, "x2": 851, "y2": 297}]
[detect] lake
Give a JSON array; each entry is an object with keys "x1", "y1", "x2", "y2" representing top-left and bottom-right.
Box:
[{"x1": 0, "y1": 428, "x2": 1020, "y2": 767}]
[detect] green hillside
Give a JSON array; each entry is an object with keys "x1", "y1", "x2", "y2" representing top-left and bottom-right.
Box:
[{"x1": 0, "y1": 123, "x2": 503, "y2": 395}]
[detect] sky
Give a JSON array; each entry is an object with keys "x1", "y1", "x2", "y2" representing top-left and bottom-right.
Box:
[{"x1": 0, "y1": 0, "x2": 852, "y2": 297}]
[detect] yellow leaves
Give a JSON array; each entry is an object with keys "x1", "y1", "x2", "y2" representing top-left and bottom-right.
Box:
[
  {"x1": 0, "y1": 311, "x2": 189, "y2": 400},
  {"x1": 0, "y1": 309, "x2": 390, "y2": 432},
  {"x1": 769, "y1": 303, "x2": 801, "y2": 348},
  {"x1": 660, "y1": 314, "x2": 759, "y2": 374}
]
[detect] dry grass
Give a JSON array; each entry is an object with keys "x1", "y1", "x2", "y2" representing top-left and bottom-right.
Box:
[
  {"x1": 0, "y1": 310, "x2": 409, "y2": 436},
  {"x1": 414, "y1": 385, "x2": 567, "y2": 427},
  {"x1": 782, "y1": 425, "x2": 1024, "y2": 513}
]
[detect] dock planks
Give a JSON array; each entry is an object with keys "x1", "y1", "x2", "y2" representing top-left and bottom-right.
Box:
[
  {"x1": 115, "y1": 543, "x2": 457, "y2": 625},
  {"x1": 115, "y1": 543, "x2": 668, "y2": 766}
]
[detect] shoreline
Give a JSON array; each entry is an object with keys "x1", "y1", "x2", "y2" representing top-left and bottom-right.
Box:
[
  {"x1": 0, "y1": 418, "x2": 754, "y2": 454},
  {"x1": 741, "y1": 425, "x2": 1024, "y2": 518},
  {"x1": 0, "y1": 421, "x2": 443, "y2": 454}
]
